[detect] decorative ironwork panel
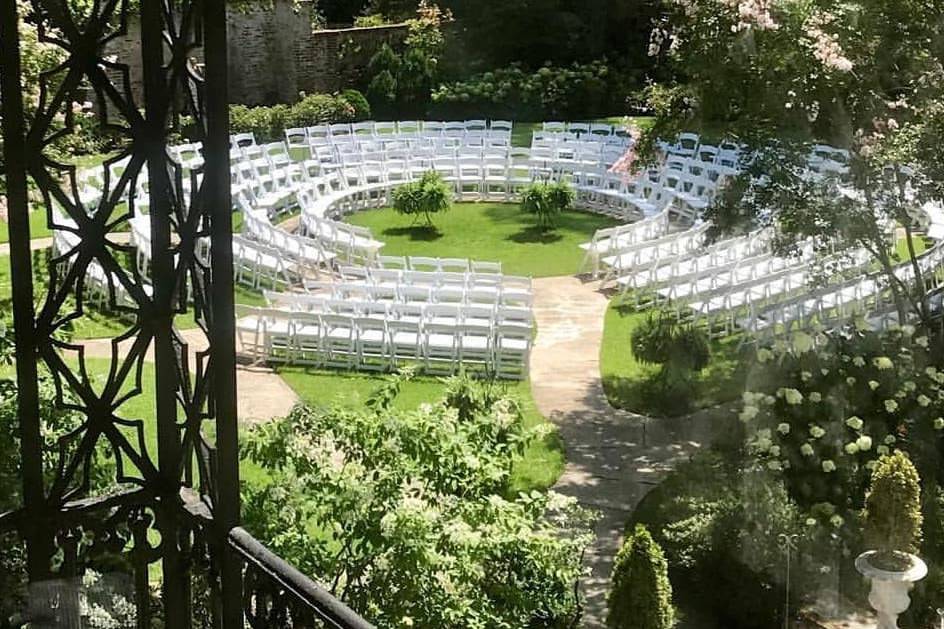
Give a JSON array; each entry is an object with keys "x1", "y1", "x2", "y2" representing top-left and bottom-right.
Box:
[{"x1": 0, "y1": 0, "x2": 241, "y2": 624}]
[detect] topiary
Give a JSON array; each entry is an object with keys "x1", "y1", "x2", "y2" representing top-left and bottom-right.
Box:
[
  {"x1": 863, "y1": 450, "x2": 923, "y2": 570},
  {"x1": 608, "y1": 524, "x2": 675, "y2": 629},
  {"x1": 392, "y1": 170, "x2": 451, "y2": 227}
]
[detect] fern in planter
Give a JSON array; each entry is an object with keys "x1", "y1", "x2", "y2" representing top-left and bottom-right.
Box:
[{"x1": 863, "y1": 451, "x2": 923, "y2": 571}]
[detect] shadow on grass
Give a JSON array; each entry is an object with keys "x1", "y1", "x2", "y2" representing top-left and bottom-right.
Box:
[
  {"x1": 507, "y1": 226, "x2": 564, "y2": 244},
  {"x1": 381, "y1": 225, "x2": 444, "y2": 242}
]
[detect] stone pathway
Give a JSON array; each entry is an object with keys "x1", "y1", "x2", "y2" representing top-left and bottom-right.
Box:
[
  {"x1": 76, "y1": 326, "x2": 299, "y2": 424},
  {"x1": 0, "y1": 236, "x2": 54, "y2": 257},
  {"x1": 529, "y1": 276, "x2": 711, "y2": 627}
]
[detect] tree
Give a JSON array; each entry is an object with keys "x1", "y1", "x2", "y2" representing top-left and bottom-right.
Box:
[
  {"x1": 607, "y1": 524, "x2": 674, "y2": 629},
  {"x1": 644, "y1": 0, "x2": 944, "y2": 330},
  {"x1": 392, "y1": 170, "x2": 452, "y2": 227},
  {"x1": 520, "y1": 180, "x2": 574, "y2": 231},
  {"x1": 864, "y1": 451, "x2": 923, "y2": 570}
]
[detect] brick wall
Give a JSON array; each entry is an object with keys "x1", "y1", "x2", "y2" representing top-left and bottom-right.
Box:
[{"x1": 103, "y1": 3, "x2": 407, "y2": 106}]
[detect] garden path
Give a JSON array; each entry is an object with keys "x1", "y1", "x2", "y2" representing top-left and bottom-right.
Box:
[
  {"x1": 75, "y1": 327, "x2": 299, "y2": 424},
  {"x1": 0, "y1": 236, "x2": 54, "y2": 256},
  {"x1": 530, "y1": 276, "x2": 712, "y2": 627}
]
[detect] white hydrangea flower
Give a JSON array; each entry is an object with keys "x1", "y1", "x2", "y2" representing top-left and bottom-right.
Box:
[
  {"x1": 805, "y1": 517, "x2": 817, "y2": 526},
  {"x1": 830, "y1": 514, "x2": 844, "y2": 528},
  {"x1": 844, "y1": 442, "x2": 859, "y2": 455},
  {"x1": 884, "y1": 434, "x2": 897, "y2": 445},
  {"x1": 739, "y1": 404, "x2": 759, "y2": 422},
  {"x1": 782, "y1": 388, "x2": 804, "y2": 405},
  {"x1": 918, "y1": 395, "x2": 931, "y2": 407},
  {"x1": 767, "y1": 460, "x2": 782, "y2": 471},
  {"x1": 852, "y1": 356, "x2": 866, "y2": 367},
  {"x1": 873, "y1": 356, "x2": 894, "y2": 370},
  {"x1": 935, "y1": 417, "x2": 944, "y2": 430},
  {"x1": 877, "y1": 445, "x2": 890, "y2": 455},
  {"x1": 916, "y1": 336, "x2": 929, "y2": 348},
  {"x1": 808, "y1": 391, "x2": 822, "y2": 403},
  {"x1": 846, "y1": 376, "x2": 857, "y2": 386},
  {"x1": 865, "y1": 460, "x2": 878, "y2": 470},
  {"x1": 801, "y1": 370, "x2": 812, "y2": 382},
  {"x1": 770, "y1": 445, "x2": 781, "y2": 457},
  {"x1": 801, "y1": 443, "x2": 815, "y2": 456},
  {"x1": 822, "y1": 459, "x2": 836, "y2": 472},
  {"x1": 856, "y1": 435, "x2": 872, "y2": 451},
  {"x1": 868, "y1": 380, "x2": 880, "y2": 390},
  {"x1": 884, "y1": 399, "x2": 899, "y2": 413},
  {"x1": 793, "y1": 332, "x2": 814, "y2": 353},
  {"x1": 810, "y1": 425, "x2": 826, "y2": 439},
  {"x1": 845, "y1": 416, "x2": 863, "y2": 431},
  {"x1": 777, "y1": 422, "x2": 791, "y2": 435}
]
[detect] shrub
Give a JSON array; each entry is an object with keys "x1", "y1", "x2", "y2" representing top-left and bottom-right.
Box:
[
  {"x1": 392, "y1": 170, "x2": 452, "y2": 226},
  {"x1": 608, "y1": 524, "x2": 674, "y2": 629},
  {"x1": 864, "y1": 451, "x2": 923, "y2": 569},
  {"x1": 241, "y1": 373, "x2": 595, "y2": 627},
  {"x1": 221, "y1": 91, "x2": 370, "y2": 143},
  {"x1": 631, "y1": 309, "x2": 710, "y2": 414},
  {"x1": 431, "y1": 61, "x2": 633, "y2": 120},
  {"x1": 520, "y1": 181, "x2": 574, "y2": 231}
]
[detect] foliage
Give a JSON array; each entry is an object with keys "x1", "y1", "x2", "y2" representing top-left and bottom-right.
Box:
[
  {"x1": 738, "y1": 326, "x2": 944, "y2": 516},
  {"x1": 391, "y1": 170, "x2": 452, "y2": 227},
  {"x1": 864, "y1": 451, "x2": 923, "y2": 568},
  {"x1": 432, "y1": 62, "x2": 631, "y2": 120},
  {"x1": 644, "y1": 0, "x2": 944, "y2": 328},
  {"x1": 630, "y1": 309, "x2": 710, "y2": 415},
  {"x1": 222, "y1": 91, "x2": 370, "y2": 143},
  {"x1": 631, "y1": 453, "x2": 809, "y2": 629},
  {"x1": 240, "y1": 372, "x2": 595, "y2": 628},
  {"x1": 607, "y1": 524, "x2": 674, "y2": 629},
  {"x1": 362, "y1": 2, "x2": 451, "y2": 117},
  {"x1": 519, "y1": 181, "x2": 574, "y2": 231}
]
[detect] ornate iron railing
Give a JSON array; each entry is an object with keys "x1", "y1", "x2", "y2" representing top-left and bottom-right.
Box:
[{"x1": 0, "y1": 0, "x2": 371, "y2": 625}]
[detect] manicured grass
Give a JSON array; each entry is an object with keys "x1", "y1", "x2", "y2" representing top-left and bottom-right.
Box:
[
  {"x1": 346, "y1": 202, "x2": 618, "y2": 277},
  {"x1": 277, "y1": 367, "x2": 565, "y2": 494},
  {"x1": 599, "y1": 300, "x2": 745, "y2": 417},
  {"x1": 0, "y1": 210, "x2": 53, "y2": 244}
]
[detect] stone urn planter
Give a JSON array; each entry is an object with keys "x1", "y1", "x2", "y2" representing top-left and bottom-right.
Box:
[{"x1": 855, "y1": 550, "x2": 928, "y2": 629}]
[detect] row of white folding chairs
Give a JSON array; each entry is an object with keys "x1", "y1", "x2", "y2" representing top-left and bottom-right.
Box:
[
  {"x1": 297, "y1": 212, "x2": 383, "y2": 265},
  {"x1": 373, "y1": 255, "x2": 501, "y2": 275},
  {"x1": 263, "y1": 291, "x2": 534, "y2": 329},
  {"x1": 301, "y1": 279, "x2": 530, "y2": 307},
  {"x1": 608, "y1": 229, "x2": 774, "y2": 292},
  {"x1": 616, "y1": 236, "x2": 781, "y2": 295},
  {"x1": 579, "y1": 210, "x2": 673, "y2": 273},
  {"x1": 237, "y1": 307, "x2": 531, "y2": 378},
  {"x1": 240, "y1": 210, "x2": 337, "y2": 272},
  {"x1": 233, "y1": 235, "x2": 300, "y2": 289},
  {"x1": 541, "y1": 121, "x2": 631, "y2": 140},
  {"x1": 746, "y1": 241, "x2": 944, "y2": 336},
  {"x1": 598, "y1": 224, "x2": 714, "y2": 279},
  {"x1": 52, "y1": 226, "x2": 154, "y2": 310},
  {"x1": 333, "y1": 265, "x2": 533, "y2": 299},
  {"x1": 287, "y1": 120, "x2": 514, "y2": 148}
]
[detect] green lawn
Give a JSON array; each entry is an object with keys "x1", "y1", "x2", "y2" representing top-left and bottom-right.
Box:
[
  {"x1": 599, "y1": 300, "x2": 745, "y2": 417},
  {"x1": 277, "y1": 367, "x2": 565, "y2": 495},
  {"x1": 346, "y1": 202, "x2": 617, "y2": 277},
  {"x1": 0, "y1": 210, "x2": 53, "y2": 244}
]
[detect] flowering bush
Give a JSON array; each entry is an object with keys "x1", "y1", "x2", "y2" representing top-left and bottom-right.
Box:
[
  {"x1": 738, "y1": 326, "x2": 944, "y2": 517},
  {"x1": 241, "y1": 372, "x2": 595, "y2": 628}
]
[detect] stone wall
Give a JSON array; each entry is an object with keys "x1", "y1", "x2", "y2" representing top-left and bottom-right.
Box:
[{"x1": 103, "y1": 3, "x2": 407, "y2": 106}]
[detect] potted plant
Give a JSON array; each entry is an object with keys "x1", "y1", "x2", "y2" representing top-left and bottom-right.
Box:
[{"x1": 855, "y1": 451, "x2": 927, "y2": 629}]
